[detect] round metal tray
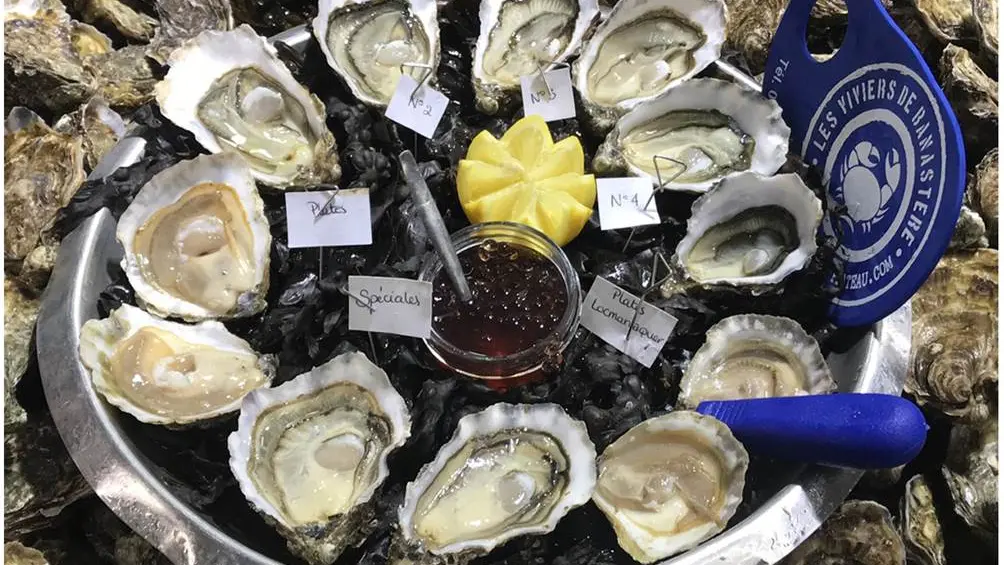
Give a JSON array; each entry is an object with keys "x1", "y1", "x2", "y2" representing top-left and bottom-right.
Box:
[{"x1": 36, "y1": 26, "x2": 913, "y2": 565}]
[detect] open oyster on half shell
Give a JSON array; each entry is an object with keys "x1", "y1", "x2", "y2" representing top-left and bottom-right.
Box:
[
  {"x1": 156, "y1": 25, "x2": 340, "y2": 188},
  {"x1": 593, "y1": 411, "x2": 748, "y2": 563},
  {"x1": 312, "y1": 0, "x2": 439, "y2": 107},
  {"x1": 79, "y1": 304, "x2": 275, "y2": 426},
  {"x1": 593, "y1": 78, "x2": 789, "y2": 193},
  {"x1": 116, "y1": 152, "x2": 271, "y2": 321},
  {"x1": 674, "y1": 172, "x2": 822, "y2": 288},
  {"x1": 677, "y1": 314, "x2": 835, "y2": 408},
  {"x1": 572, "y1": 0, "x2": 727, "y2": 131},
  {"x1": 471, "y1": 0, "x2": 599, "y2": 114},
  {"x1": 228, "y1": 352, "x2": 411, "y2": 565},
  {"x1": 392, "y1": 403, "x2": 596, "y2": 565}
]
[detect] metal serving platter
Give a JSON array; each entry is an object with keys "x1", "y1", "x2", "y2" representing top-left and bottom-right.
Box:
[{"x1": 36, "y1": 25, "x2": 913, "y2": 565}]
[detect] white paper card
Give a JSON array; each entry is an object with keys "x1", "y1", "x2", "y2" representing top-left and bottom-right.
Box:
[
  {"x1": 348, "y1": 276, "x2": 433, "y2": 339},
  {"x1": 596, "y1": 178, "x2": 660, "y2": 231},
  {"x1": 285, "y1": 188, "x2": 372, "y2": 248},
  {"x1": 579, "y1": 277, "x2": 678, "y2": 368},
  {"x1": 384, "y1": 75, "x2": 449, "y2": 138},
  {"x1": 520, "y1": 66, "x2": 576, "y2": 122}
]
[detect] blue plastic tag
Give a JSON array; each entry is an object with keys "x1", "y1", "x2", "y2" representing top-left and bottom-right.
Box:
[{"x1": 764, "y1": 0, "x2": 966, "y2": 327}]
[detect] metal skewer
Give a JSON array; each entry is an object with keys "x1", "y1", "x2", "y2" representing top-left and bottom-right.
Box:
[
  {"x1": 624, "y1": 250, "x2": 675, "y2": 343},
  {"x1": 621, "y1": 155, "x2": 689, "y2": 252}
]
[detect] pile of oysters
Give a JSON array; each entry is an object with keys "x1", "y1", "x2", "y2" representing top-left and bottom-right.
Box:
[{"x1": 3, "y1": 0, "x2": 998, "y2": 564}]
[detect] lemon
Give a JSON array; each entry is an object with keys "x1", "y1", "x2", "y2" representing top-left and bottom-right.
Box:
[{"x1": 457, "y1": 115, "x2": 596, "y2": 246}]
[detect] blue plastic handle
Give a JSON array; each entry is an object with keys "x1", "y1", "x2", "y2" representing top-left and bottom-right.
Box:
[{"x1": 696, "y1": 394, "x2": 928, "y2": 469}]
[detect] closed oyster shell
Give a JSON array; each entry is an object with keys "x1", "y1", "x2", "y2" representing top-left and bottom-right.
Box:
[
  {"x1": 949, "y1": 205, "x2": 989, "y2": 249},
  {"x1": 722, "y1": 0, "x2": 784, "y2": 75},
  {"x1": 3, "y1": 542, "x2": 48, "y2": 565},
  {"x1": 942, "y1": 409, "x2": 998, "y2": 541},
  {"x1": 85, "y1": 44, "x2": 158, "y2": 110},
  {"x1": 899, "y1": 475, "x2": 946, "y2": 565},
  {"x1": 70, "y1": 0, "x2": 159, "y2": 41},
  {"x1": 906, "y1": 249, "x2": 997, "y2": 423},
  {"x1": 913, "y1": 0, "x2": 976, "y2": 43},
  {"x1": 781, "y1": 500, "x2": 906, "y2": 565},
  {"x1": 972, "y1": 0, "x2": 997, "y2": 67},
  {"x1": 146, "y1": 0, "x2": 233, "y2": 64},
  {"x1": 939, "y1": 44, "x2": 998, "y2": 163},
  {"x1": 969, "y1": 148, "x2": 997, "y2": 245},
  {"x1": 53, "y1": 96, "x2": 126, "y2": 170}
]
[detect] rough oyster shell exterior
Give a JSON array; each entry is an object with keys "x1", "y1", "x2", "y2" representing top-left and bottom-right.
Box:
[
  {"x1": 939, "y1": 44, "x2": 998, "y2": 163},
  {"x1": 722, "y1": 0, "x2": 784, "y2": 75},
  {"x1": 972, "y1": 0, "x2": 998, "y2": 67},
  {"x1": 949, "y1": 205, "x2": 989, "y2": 249},
  {"x1": 969, "y1": 147, "x2": 997, "y2": 245},
  {"x1": 900, "y1": 475, "x2": 946, "y2": 565},
  {"x1": 942, "y1": 409, "x2": 998, "y2": 541},
  {"x1": 145, "y1": 0, "x2": 233, "y2": 64},
  {"x1": 781, "y1": 500, "x2": 906, "y2": 565},
  {"x1": 914, "y1": 0, "x2": 976, "y2": 43},
  {"x1": 53, "y1": 97, "x2": 126, "y2": 170}
]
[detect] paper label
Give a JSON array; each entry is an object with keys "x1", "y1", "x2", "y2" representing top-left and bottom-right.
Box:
[
  {"x1": 285, "y1": 188, "x2": 372, "y2": 248},
  {"x1": 384, "y1": 75, "x2": 449, "y2": 138},
  {"x1": 596, "y1": 178, "x2": 661, "y2": 230},
  {"x1": 520, "y1": 66, "x2": 576, "y2": 122},
  {"x1": 579, "y1": 277, "x2": 678, "y2": 368},
  {"x1": 347, "y1": 276, "x2": 433, "y2": 338}
]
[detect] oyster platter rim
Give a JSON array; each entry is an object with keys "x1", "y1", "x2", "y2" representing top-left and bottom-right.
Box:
[{"x1": 35, "y1": 23, "x2": 913, "y2": 565}]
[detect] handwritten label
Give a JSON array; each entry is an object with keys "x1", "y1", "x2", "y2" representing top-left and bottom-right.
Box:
[
  {"x1": 579, "y1": 277, "x2": 678, "y2": 368},
  {"x1": 347, "y1": 275, "x2": 433, "y2": 338},
  {"x1": 596, "y1": 178, "x2": 660, "y2": 230},
  {"x1": 285, "y1": 189, "x2": 372, "y2": 248},
  {"x1": 520, "y1": 66, "x2": 576, "y2": 122},
  {"x1": 384, "y1": 75, "x2": 449, "y2": 138}
]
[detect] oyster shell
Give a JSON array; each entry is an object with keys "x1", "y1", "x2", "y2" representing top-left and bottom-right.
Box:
[
  {"x1": 312, "y1": 0, "x2": 439, "y2": 107},
  {"x1": 393, "y1": 403, "x2": 596, "y2": 565},
  {"x1": 674, "y1": 172, "x2": 822, "y2": 287},
  {"x1": 914, "y1": 0, "x2": 975, "y2": 43},
  {"x1": 972, "y1": 0, "x2": 997, "y2": 67},
  {"x1": 156, "y1": 25, "x2": 340, "y2": 188},
  {"x1": 722, "y1": 0, "x2": 784, "y2": 75},
  {"x1": 471, "y1": 0, "x2": 599, "y2": 114},
  {"x1": 593, "y1": 78, "x2": 789, "y2": 193},
  {"x1": 969, "y1": 148, "x2": 997, "y2": 245},
  {"x1": 4, "y1": 107, "x2": 85, "y2": 263},
  {"x1": 900, "y1": 475, "x2": 946, "y2": 565},
  {"x1": 949, "y1": 205, "x2": 989, "y2": 249},
  {"x1": 906, "y1": 249, "x2": 997, "y2": 423},
  {"x1": 146, "y1": 0, "x2": 233, "y2": 64},
  {"x1": 78, "y1": 304, "x2": 274, "y2": 425},
  {"x1": 86, "y1": 44, "x2": 158, "y2": 109},
  {"x1": 116, "y1": 153, "x2": 272, "y2": 320},
  {"x1": 228, "y1": 352, "x2": 411, "y2": 565},
  {"x1": 677, "y1": 314, "x2": 835, "y2": 408},
  {"x1": 781, "y1": 500, "x2": 906, "y2": 565},
  {"x1": 3, "y1": 542, "x2": 48, "y2": 565},
  {"x1": 53, "y1": 96, "x2": 126, "y2": 170},
  {"x1": 572, "y1": 0, "x2": 727, "y2": 131},
  {"x1": 71, "y1": 0, "x2": 158, "y2": 41},
  {"x1": 942, "y1": 408, "x2": 998, "y2": 541},
  {"x1": 939, "y1": 44, "x2": 998, "y2": 163},
  {"x1": 593, "y1": 411, "x2": 747, "y2": 562}
]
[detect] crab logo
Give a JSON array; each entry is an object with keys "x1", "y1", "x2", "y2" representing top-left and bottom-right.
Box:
[{"x1": 836, "y1": 141, "x2": 902, "y2": 234}]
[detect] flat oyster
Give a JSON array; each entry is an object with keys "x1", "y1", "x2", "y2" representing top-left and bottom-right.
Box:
[
  {"x1": 939, "y1": 44, "x2": 998, "y2": 163},
  {"x1": 79, "y1": 304, "x2": 274, "y2": 425},
  {"x1": 900, "y1": 475, "x2": 946, "y2": 565},
  {"x1": 156, "y1": 25, "x2": 340, "y2": 188},
  {"x1": 392, "y1": 403, "x2": 595, "y2": 565},
  {"x1": 53, "y1": 96, "x2": 126, "y2": 170},
  {"x1": 906, "y1": 249, "x2": 997, "y2": 423},
  {"x1": 312, "y1": 0, "x2": 439, "y2": 107},
  {"x1": 116, "y1": 153, "x2": 272, "y2": 320},
  {"x1": 228, "y1": 352, "x2": 411, "y2": 565},
  {"x1": 593, "y1": 78, "x2": 789, "y2": 193},
  {"x1": 471, "y1": 0, "x2": 599, "y2": 114},
  {"x1": 674, "y1": 172, "x2": 822, "y2": 287},
  {"x1": 4, "y1": 107, "x2": 85, "y2": 263},
  {"x1": 572, "y1": 0, "x2": 727, "y2": 131},
  {"x1": 781, "y1": 500, "x2": 906, "y2": 565},
  {"x1": 942, "y1": 408, "x2": 998, "y2": 541},
  {"x1": 593, "y1": 411, "x2": 748, "y2": 563},
  {"x1": 969, "y1": 148, "x2": 997, "y2": 245},
  {"x1": 677, "y1": 314, "x2": 835, "y2": 409},
  {"x1": 146, "y1": 0, "x2": 233, "y2": 64}
]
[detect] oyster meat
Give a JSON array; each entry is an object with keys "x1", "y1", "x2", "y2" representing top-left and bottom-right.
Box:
[
  {"x1": 943, "y1": 408, "x2": 998, "y2": 541},
  {"x1": 677, "y1": 314, "x2": 835, "y2": 408},
  {"x1": 593, "y1": 78, "x2": 789, "y2": 193},
  {"x1": 572, "y1": 0, "x2": 727, "y2": 131},
  {"x1": 312, "y1": 0, "x2": 439, "y2": 107},
  {"x1": 593, "y1": 411, "x2": 748, "y2": 563},
  {"x1": 471, "y1": 0, "x2": 599, "y2": 114},
  {"x1": 156, "y1": 25, "x2": 340, "y2": 188},
  {"x1": 79, "y1": 304, "x2": 274, "y2": 425},
  {"x1": 393, "y1": 403, "x2": 596, "y2": 564},
  {"x1": 674, "y1": 172, "x2": 822, "y2": 287},
  {"x1": 900, "y1": 475, "x2": 946, "y2": 565},
  {"x1": 228, "y1": 352, "x2": 411, "y2": 565},
  {"x1": 939, "y1": 44, "x2": 998, "y2": 163},
  {"x1": 116, "y1": 153, "x2": 272, "y2": 320},
  {"x1": 906, "y1": 249, "x2": 997, "y2": 423},
  {"x1": 781, "y1": 500, "x2": 906, "y2": 565},
  {"x1": 969, "y1": 147, "x2": 997, "y2": 245}
]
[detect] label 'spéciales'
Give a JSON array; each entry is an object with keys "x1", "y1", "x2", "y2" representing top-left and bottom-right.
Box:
[{"x1": 347, "y1": 275, "x2": 433, "y2": 339}]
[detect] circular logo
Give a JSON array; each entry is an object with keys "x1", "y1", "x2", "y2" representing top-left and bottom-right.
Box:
[{"x1": 803, "y1": 63, "x2": 949, "y2": 322}]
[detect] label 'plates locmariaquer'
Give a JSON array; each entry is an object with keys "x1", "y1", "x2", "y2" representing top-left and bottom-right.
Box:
[{"x1": 764, "y1": 0, "x2": 966, "y2": 327}]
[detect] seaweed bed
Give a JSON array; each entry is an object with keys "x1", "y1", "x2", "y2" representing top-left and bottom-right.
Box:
[{"x1": 49, "y1": 5, "x2": 881, "y2": 565}]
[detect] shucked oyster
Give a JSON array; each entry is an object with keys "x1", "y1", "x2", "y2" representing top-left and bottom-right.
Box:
[
  {"x1": 593, "y1": 78, "x2": 789, "y2": 193},
  {"x1": 674, "y1": 172, "x2": 822, "y2": 287},
  {"x1": 572, "y1": 0, "x2": 727, "y2": 131},
  {"x1": 79, "y1": 304, "x2": 274, "y2": 425},
  {"x1": 472, "y1": 0, "x2": 599, "y2": 114},
  {"x1": 229, "y1": 352, "x2": 411, "y2": 565},
  {"x1": 781, "y1": 500, "x2": 906, "y2": 565},
  {"x1": 392, "y1": 403, "x2": 596, "y2": 565},
  {"x1": 900, "y1": 475, "x2": 946, "y2": 565},
  {"x1": 116, "y1": 153, "x2": 272, "y2": 321},
  {"x1": 312, "y1": 0, "x2": 439, "y2": 107},
  {"x1": 593, "y1": 411, "x2": 748, "y2": 563},
  {"x1": 677, "y1": 314, "x2": 835, "y2": 408},
  {"x1": 156, "y1": 25, "x2": 340, "y2": 188}
]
